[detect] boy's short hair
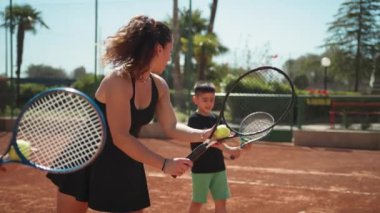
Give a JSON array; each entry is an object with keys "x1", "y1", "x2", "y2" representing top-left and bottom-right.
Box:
[{"x1": 193, "y1": 81, "x2": 216, "y2": 95}]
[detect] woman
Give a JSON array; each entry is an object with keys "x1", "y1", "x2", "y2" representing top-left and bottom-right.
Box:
[{"x1": 47, "y1": 15, "x2": 213, "y2": 213}]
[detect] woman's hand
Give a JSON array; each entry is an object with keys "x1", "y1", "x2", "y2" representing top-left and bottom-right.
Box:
[
  {"x1": 162, "y1": 158, "x2": 193, "y2": 176},
  {"x1": 202, "y1": 126, "x2": 216, "y2": 140}
]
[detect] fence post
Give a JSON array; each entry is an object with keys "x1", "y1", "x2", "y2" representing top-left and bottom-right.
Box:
[{"x1": 296, "y1": 96, "x2": 305, "y2": 129}]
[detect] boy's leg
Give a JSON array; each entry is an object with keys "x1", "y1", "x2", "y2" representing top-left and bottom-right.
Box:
[
  {"x1": 189, "y1": 173, "x2": 213, "y2": 213},
  {"x1": 191, "y1": 173, "x2": 213, "y2": 203},
  {"x1": 210, "y1": 170, "x2": 230, "y2": 213},
  {"x1": 189, "y1": 201, "x2": 203, "y2": 213},
  {"x1": 214, "y1": 200, "x2": 227, "y2": 213}
]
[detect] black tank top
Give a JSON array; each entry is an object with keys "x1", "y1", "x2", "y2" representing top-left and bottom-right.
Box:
[
  {"x1": 95, "y1": 75, "x2": 158, "y2": 137},
  {"x1": 129, "y1": 76, "x2": 159, "y2": 136}
]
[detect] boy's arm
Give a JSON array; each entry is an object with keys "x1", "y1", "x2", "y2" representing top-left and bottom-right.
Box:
[{"x1": 213, "y1": 140, "x2": 242, "y2": 160}]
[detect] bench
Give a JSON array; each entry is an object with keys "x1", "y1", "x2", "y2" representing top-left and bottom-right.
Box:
[{"x1": 329, "y1": 101, "x2": 380, "y2": 129}]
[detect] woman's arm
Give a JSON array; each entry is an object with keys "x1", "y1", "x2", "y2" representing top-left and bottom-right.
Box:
[
  {"x1": 139, "y1": 122, "x2": 169, "y2": 139},
  {"x1": 153, "y1": 75, "x2": 212, "y2": 142},
  {"x1": 138, "y1": 122, "x2": 194, "y2": 139}
]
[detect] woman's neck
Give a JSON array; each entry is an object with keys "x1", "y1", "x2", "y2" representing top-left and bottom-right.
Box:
[{"x1": 137, "y1": 72, "x2": 151, "y2": 83}]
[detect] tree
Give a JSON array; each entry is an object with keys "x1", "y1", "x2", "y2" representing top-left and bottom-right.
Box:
[
  {"x1": 178, "y1": 8, "x2": 208, "y2": 88},
  {"x1": 72, "y1": 66, "x2": 87, "y2": 79},
  {"x1": 283, "y1": 47, "x2": 362, "y2": 91},
  {"x1": 178, "y1": 8, "x2": 227, "y2": 82},
  {"x1": 324, "y1": 0, "x2": 380, "y2": 92},
  {"x1": 166, "y1": 0, "x2": 193, "y2": 110},
  {"x1": 191, "y1": 34, "x2": 227, "y2": 74},
  {"x1": 26, "y1": 64, "x2": 67, "y2": 79},
  {"x1": 198, "y1": 0, "x2": 218, "y2": 80},
  {"x1": 180, "y1": 9, "x2": 208, "y2": 32},
  {"x1": 283, "y1": 54, "x2": 322, "y2": 90},
  {"x1": 1, "y1": 4, "x2": 49, "y2": 104},
  {"x1": 72, "y1": 74, "x2": 103, "y2": 98},
  {"x1": 171, "y1": 0, "x2": 183, "y2": 95}
]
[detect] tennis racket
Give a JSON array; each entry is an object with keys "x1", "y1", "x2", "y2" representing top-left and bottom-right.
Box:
[
  {"x1": 227, "y1": 111, "x2": 274, "y2": 160},
  {"x1": 187, "y1": 66, "x2": 295, "y2": 162},
  {"x1": 237, "y1": 111, "x2": 275, "y2": 146},
  {"x1": 0, "y1": 88, "x2": 107, "y2": 173}
]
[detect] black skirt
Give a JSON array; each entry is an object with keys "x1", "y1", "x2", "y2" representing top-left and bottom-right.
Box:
[{"x1": 47, "y1": 140, "x2": 150, "y2": 212}]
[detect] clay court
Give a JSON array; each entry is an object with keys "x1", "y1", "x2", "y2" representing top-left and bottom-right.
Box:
[{"x1": 1, "y1": 132, "x2": 380, "y2": 213}]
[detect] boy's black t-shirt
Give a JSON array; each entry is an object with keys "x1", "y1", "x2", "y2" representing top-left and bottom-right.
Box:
[{"x1": 188, "y1": 112, "x2": 226, "y2": 173}]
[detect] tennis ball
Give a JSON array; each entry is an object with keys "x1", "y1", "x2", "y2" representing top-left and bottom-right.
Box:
[
  {"x1": 214, "y1": 125, "x2": 231, "y2": 139},
  {"x1": 8, "y1": 140, "x2": 31, "y2": 161}
]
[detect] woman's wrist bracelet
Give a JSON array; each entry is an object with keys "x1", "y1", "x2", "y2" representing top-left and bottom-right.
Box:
[{"x1": 161, "y1": 159, "x2": 167, "y2": 172}]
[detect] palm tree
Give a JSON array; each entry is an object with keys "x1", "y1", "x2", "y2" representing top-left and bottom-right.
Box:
[
  {"x1": 169, "y1": 0, "x2": 187, "y2": 109},
  {"x1": 198, "y1": 0, "x2": 218, "y2": 80},
  {"x1": 179, "y1": 9, "x2": 227, "y2": 80},
  {"x1": 192, "y1": 34, "x2": 227, "y2": 71},
  {"x1": 1, "y1": 4, "x2": 49, "y2": 105},
  {"x1": 171, "y1": 0, "x2": 182, "y2": 92},
  {"x1": 168, "y1": 6, "x2": 227, "y2": 85}
]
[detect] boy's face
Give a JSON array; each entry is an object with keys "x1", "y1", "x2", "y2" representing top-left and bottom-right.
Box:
[{"x1": 192, "y1": 92, "x2": 215, "y2": 115}]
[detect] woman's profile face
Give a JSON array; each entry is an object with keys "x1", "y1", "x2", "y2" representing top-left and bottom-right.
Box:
[{"x1": 152, "y1": 41, "x2": 173, "y2": 74}]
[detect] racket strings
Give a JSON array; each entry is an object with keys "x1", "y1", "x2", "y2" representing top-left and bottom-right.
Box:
[
  {"x1": 240, "y1": 114, "x2": 273, "y2": 133},
  {"x1": 239, "y1": 112, "x2": 274, "y2": 143},
  {"x1": 16, "y1": 91, "x2": 104, "y2": 171}
]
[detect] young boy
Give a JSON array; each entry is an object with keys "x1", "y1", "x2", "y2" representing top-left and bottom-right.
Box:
[{"x1": 187, "y1": 81, "x2": 242, "y2": 213}]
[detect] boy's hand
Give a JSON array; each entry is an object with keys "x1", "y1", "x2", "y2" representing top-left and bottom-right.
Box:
[
  {"x1": 212, "y1": 142, "x2": 242, "y2": 159},
  {"x1": 230, "y1": 138, "x2": 254, "y2": 160},
  {"x1": 228, "y1": 148, "x2": 242, "y2": 160},
  {"x1": 211, "y1": 142, "x2": 224, "y2": 150}
]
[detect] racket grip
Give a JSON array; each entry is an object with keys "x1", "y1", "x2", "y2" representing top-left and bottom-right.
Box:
[
  {"x1": 172, "y1": 143, "x2": 209, "y2": 178},
  {"x1": 187, "y1": 143, "x2": 208, "y2": 162}
]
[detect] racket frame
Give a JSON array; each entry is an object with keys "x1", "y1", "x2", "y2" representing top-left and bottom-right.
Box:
[{"x1": 1, "y1": 87, "x2": 107, "y2": 173}]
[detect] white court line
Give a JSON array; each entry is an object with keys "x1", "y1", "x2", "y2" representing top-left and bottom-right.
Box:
[
  {"x1": 147, "y1": 165, "x2": 380, "y2": 196},
  {"x1": 226, "y1": 179, "x2": 378, "y2": 196},
  {"x1": 227, "y1": 165, "x2": 380, "y2": 180}
]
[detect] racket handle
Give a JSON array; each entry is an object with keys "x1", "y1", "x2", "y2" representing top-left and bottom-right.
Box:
[
  {"x1": 172, "y1": 143, "x2": 209, "y2": 178},
  {"x1": 187, "y1": 143, "x2": 208, "y2": 162}
]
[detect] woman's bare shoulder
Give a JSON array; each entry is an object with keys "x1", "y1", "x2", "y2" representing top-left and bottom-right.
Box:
[
  {"x1": 106, "y1": 72, "x2": 131, "y2": 84},
  {"x1": 151, "y1": 73, "x2": 169, "y2": 91},
  {"x1": 96, "y1": 72, "x2": 132, "y2": 101}
]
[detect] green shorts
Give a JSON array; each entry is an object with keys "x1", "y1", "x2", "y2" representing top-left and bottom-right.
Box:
[{"x1": 191, "y1": 170, "x2": 231, "y2": 203}]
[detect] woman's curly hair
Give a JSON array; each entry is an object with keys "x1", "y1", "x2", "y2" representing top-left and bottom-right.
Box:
[{"x1": 102, "y1": 15, "x2": 172, "y2": 79}]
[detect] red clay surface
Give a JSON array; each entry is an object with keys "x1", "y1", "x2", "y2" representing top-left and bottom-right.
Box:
[{"x1": 1, "y1": 131, "x2": 380, "y2": 213}]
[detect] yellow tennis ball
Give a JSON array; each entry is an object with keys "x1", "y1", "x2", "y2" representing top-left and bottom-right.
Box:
[
  {"x1": 9, "y1": 140, "x2": 31, "y2": 161},
  {"x1": 214, "y1": 125, "x2": 231, "y2": 139}
]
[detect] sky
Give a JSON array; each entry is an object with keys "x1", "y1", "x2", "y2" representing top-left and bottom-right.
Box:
[{"x1": 0, "y1": 0, "x2": 343, "y2": 77}]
